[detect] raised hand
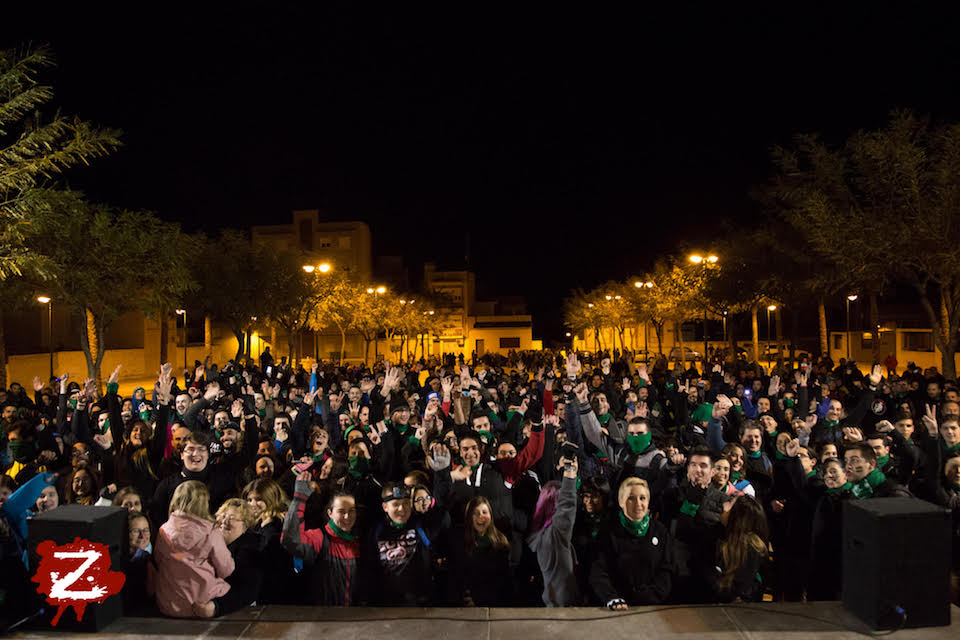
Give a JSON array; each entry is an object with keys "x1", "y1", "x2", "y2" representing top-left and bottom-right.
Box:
[
  {"x1": 311, "y1": 362, "x2": 319, "y2": 374},
  {"x1": 60, "y1": 373, "x2": 70, "y2": 395},
  {"x1": 303, "y1": 389, "x2": 317, "y2": 407},
  {"x1": 868, "y1": 364, "x2": 883, "y2": 387},
  {"x1": 195, "y1": 365, "x2": 205, "y2": 383},
  {"x1": 712, "y1": 363, "x2": 722, "y2": 374},
  {"x1": 32, "y1": 376, "x2": 44, "y2": 392},
  {"x1": 803, "y1": 414, "x2": 818, "y2": 432},
  {"x1": 601, "y1": 357, "x2": 611, "y2": 375},
  {"x1": 360, "y1": 378, "x2": 376, "y2": 395},
  {"x1": 349, "y1": 401, "x2": 360, "y2": 417},
  {"x1": 158, "y1": 371, "x2": 173, "y2": 404},
  {"x1": 768, "y1": 375, "x2": 781, "y2": 398},
  {"x1": 621, "y1": 377, "x2": 631, "y2": 391},
  {"x1": 760, "y1": 414, "x2": 778, "y2": 434},
  {"x1": 440, "y1": 376, "x2": 454, "y2": 397},
  {"x1": 795, "y1": 370, "x2": 808, "y2": 386},
  {"x1": 637, "y1": 364, "x2": 650, "y2": 383},
  {"x1": 108, "y1": 365, "x2": 122, "y2": 385},
  {"x1": 565, "y1": 353, "x2": 581, "y2": 379},
  {"x1": 161, "y1": 362, "x2": 173, "y2": 378},
  {"x1": 329, "y1": 392, "x2": 345, "y2": 412},
  {"x1": 574, "y1": 382, "x2": 589, "y2": 404},
  {"x1": 543, "y1": 413, "x2": 560, "y2": 428},
  {"x1": 637, "y1": 402, "x2": 649, "y2": 419},
  {"x1": 368, "y1": 428, "x2": 381, "y2": 446},
  {"x1": 518, "y1": 397, "x2": 529, "y2": 415},
  {"x1": 874, "y1": 419, "x2": 894, "y2": 434},
  {"x1": 785, "y1": 438, "x2": 801, "y2": 457},
  {"x1": 203, "y1": 381, "x2": 220, "y2": 401},
  {"x1": 427, "y1": 443, "x2": 451, "y2": 471},
  {"x1": 713, "y1": 394, "x2": 733, "y2": 419},
  {"x1": 187, "y1": 386, "x2": 201, "y2": 399},
  {"x1": 450, "y1": 464, "x2": 473, "y2": 482},
  {"x1": 922, "y1": 405, "x2": 939, "y2": 437},
  {"x1": 231, "y1": 399, "x2": 244, "y2": 419}
]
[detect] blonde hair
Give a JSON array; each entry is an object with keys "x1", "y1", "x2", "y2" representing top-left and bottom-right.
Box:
[
  {"x1": 215, "y1": 498, "x2": 256, "y2": 529},
  {"x1": 169, "y1": 480, "x2": 212, "y2": 522},
  {"x1": 241, "y1": 478, "x2": 290, "y2": 522},
  {"x1": 617, "y1": 477, "x2": 650, "y2": 506}
]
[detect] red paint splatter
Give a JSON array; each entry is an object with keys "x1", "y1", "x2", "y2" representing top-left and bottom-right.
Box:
[{"x1": 31, "y1": 538, "x2": 126, "y2": 626}]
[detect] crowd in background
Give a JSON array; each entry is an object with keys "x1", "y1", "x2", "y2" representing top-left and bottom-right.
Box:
[{"x1": 1, "y1": 346, "x2": 959, "y2": 622}]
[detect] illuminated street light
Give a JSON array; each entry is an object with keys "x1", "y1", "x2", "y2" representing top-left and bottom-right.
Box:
[
  {"x1": 634, "y1": 281, "x2": 642, "y2": 288},
  {"x1": 400, "y1": 299, "x2": 407, "y2": 304},
  {"x1": 605, "y1": 295, "x2": 612, "y2": 300},
  {"x1": 645, "y1": 281, "x2": 654, "y2": 288},
  {"x1": 565, "y1": 332, "x2": 571, "y2": 337},
  {"x1": 318, "y1": 263, "x2": 331, "y2": 273},
  {"x1": 689, "y1": 254, "x2": 703, "y2": 264},
  {"x1": 37, "y1": 296, "x2": 53, "y2": 380},
  {"x1": 588, "y1": 303, "x2": 594, "y2": 308},
  {"x1": 302, "y1": 265, "x2": 315, "y2": 273},
  {"x1": 847, "y1": 294, "x2": 858, "y2": 301},
  {"x1": 845, "y1": 295, "x2": 858, "y2": 360},
  {"x1": 429, "y1": 310, "x2": 435, "y2": 315},
  {"x1": 767, "y1": 305, "x2": 777, "y2": 311},
  {"x1": 707, "y1": 255, "x2": 719, "y2": 263},
  {"x1": 367, "y1": 288, "x2": 375, "y2": 294},
  {"x1": 376, "y1": 286, "x2": 386, "y2": 294},
  {"x1": 614, "y1": 295, "x2": 621, "y2": 300}
]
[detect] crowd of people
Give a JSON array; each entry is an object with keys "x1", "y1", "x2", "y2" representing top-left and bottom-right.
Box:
[{"x1": 1, "y1": 347, "x2": 959, "y2": 622}]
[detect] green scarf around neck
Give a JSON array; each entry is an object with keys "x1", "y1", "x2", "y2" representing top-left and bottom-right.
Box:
[
  {"x1": 851, "y1": 467, "x2": 886, "y2": 499},
  {"x1": 328, "y1": 518, "x2": 356, "y2": 541},
  {"x1": 826, "y1": 481, "x2": 853, "y2": 496},
  {"x1": 597, "y1": 413, "x2": 611, "y2": 426},
  {"x1": 942, "y1": 439, "x2": 960, "y2": 454},
  {"x1": 876, "y1": 454, "x2": 890, "y2": 468},
  {"x1": 747, "y1": 449, "x2": 762, "y2": 459},
  {"x1": 619, "y1": 510, "x2": 651, "y2": 537}
]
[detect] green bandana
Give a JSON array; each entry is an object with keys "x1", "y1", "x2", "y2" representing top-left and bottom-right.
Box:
[
  {"x1": 734, "y1": 404, "x2": 744, "y2": 416},
  {"x1": 747, "y1": 449, "x2": 762, "y2": 459},
  {"x1": 593, "y1": 448, "x2": 608, "y2": 460},
  {"x1": 824, "y1": 419, "x2": 839, "y2": 428},
  {"x1": 851, "y1": 468, "x2": 886, "y2": 499},
  {"x1": 877, "y1": 454, "x2": 890, "y2": 468},
  {"x1": 9, "y1": 439, "x2": 37, "y2": 463},
  {"x1": 328, "y1": 518, "x2": 356, "y2": 541},
  {"x1": 598, "y1": 413, "x2": 611, "y2": 426},
  {"x1": 806, "y1": 469, "x2": 817, "y2": 478},
  {"x1": 942, "y1": 439, "x2": 960, "y2": 454},
  {"x1": 388, "y1": 518, "x2": 406, "y2": 529},
  {"x1": 775, "y1": 450, "x2": 787, "y2": 460},
  {"x1": 106, "y1": 382, "x2": 119, "y2": 395},
  {"x1": 731, "y1": 470, "x2": 743, "y2": 483},
  {"x1": 347, "y1": 455, "x2": 370, "y2": 478},
  {"x1": 477, "y1": 429, "x2": 493, "y2": 444},
  {"x1": 680, "y1": 500, "x2": 700, "y2": 517},
  {"x1": 258, "y1": 408, "x2": 267, "y2": 418},
  {"x1": 619, "y1": 510, "x2": 651, "y2": 537},
  {"x1": 784, "y1": 398, "x2": 795, "y2": 408},
  {"x1": 826, "y1": 481, "x2": 853, "y2": 496},
  {"x1": 626, "y1": 432, "x2": 653, "y2": 454}
]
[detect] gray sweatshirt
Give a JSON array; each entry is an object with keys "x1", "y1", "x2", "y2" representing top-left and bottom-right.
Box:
[{"x1": 526, "y1": 474, "x2": 580, "y2": 607}]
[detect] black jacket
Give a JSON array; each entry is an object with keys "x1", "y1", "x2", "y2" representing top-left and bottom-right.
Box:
[{"x1": 589, "y1": 516, "x2": 676, "y2": 606}]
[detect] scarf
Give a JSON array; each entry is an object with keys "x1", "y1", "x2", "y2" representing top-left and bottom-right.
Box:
[
  {"x1": 826, "y1": 481, "x2": 853, "y2": 496},
  {"x1": 619, "y1": 510, "x2": 651, "y2": 537},
  {"x1": 347, "y1": 455, "x2": 369, "y2": 479},
  {"x1": 328, "y1": 519, "x2": 356, "y2": 541},
  {"x1": 597, "y1": 413, "x2": 611, "y2": 426},
  {"x1": 942, "y1": 439, "x2": 960, "y2": 454},
  {"x1": 851, "y1": 468, "x2": 886, "y2": 499},
  {"x1": 626, "y1": 431, "x2": 652, "y2": 455},
  {"x1": 876, "y1": 454, "x2": 890, "y2": 468},
  {"x1": 747, "y1": 449, "x2": 762, "y2": 459},
  {"x1": 730, "y1": 470, "x2": 743, "y2": 483},
  {"x1": 474, "y1": 534, "x2": 492, "y2": 549}
]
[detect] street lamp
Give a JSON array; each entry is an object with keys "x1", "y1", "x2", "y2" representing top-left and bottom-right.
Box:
[
  {"x1": 766, "y1": 305, "x2": 777, "y2": 367},
  {"x1": 37, "y1": 296, "x2": 53, "y2": 381},
  {"x1": 366, "y1": 286, "x2": 388, "y2": 360},
  {"x1": 302, "y1": 265, "x2": 315, "y2": 273},
  {"x1": 303, "y1": 263, "x2": 331, "y2": 274},
  {"x1": 846, "y1": 294, "x2": 859, "y2": 361},
  {"x1": 690, "y1": 254, "x2": 719, "y2": 364},
  {"x1": 175, "y1": 309, "x2": 187, "y2": 370}
]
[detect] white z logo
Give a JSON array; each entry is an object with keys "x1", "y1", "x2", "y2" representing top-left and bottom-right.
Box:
[{"x1": 48, "y1": 550, "x2": 107, "y2": 600}]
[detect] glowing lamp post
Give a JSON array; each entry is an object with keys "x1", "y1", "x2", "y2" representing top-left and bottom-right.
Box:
[{"x1": 37, "y1": 296, "x2": 53, "y2": 381}]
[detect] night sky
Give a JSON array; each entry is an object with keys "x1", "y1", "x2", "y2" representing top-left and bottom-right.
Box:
[{"x1": 4, "y1": 4, "x2": 960, "y2": 343}]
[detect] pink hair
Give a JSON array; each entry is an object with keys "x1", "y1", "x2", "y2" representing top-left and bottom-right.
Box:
[{"x1": 530, "y1": 481, "x2": 561, "y2": 533}]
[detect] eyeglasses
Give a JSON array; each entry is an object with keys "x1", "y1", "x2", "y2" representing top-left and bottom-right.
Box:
[
  {"x1": 72, "y1": 450, "x2": 92, "y2": 458},
  {"x1": 183, "y1": 446, "x2": 207, "y2": 455},
  {"x1": 130, "y1": 528, "x2": 150, "y2": 536},
  {"x1": 414, "y1": 497, "x2": 432, "y2": 505},
  {"x1": 217, "y1": 515, "x2": 243, "y2": 525}
]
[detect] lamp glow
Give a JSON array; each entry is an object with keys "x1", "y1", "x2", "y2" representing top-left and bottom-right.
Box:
[{"x1": 37, "y1": 296, "x2": 50, "y2": 304}]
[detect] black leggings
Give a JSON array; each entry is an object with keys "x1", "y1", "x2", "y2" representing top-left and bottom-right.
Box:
[{"x1": 213, "y1": 568, "x2": 262, "y2": 617}]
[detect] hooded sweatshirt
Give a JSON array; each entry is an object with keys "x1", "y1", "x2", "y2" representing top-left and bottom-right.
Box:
[
  {"x1": 150, "y1": 511, "x2": 234, "y2": 617},
  {"x1": 526, "y1": 474, "x2": 579, "y2": 607}
]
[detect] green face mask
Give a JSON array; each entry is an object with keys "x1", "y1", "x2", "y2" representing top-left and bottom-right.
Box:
[
  {"x1": 10, "y1": 439, "x2": 38, "y2": 463},
  {"x1": 347, "y1": 455, "x2": 370, "y2": 478},
  {"x1": 784, "y1": 398, "x2": 795, "y2": 408},
  {"x1": 626, "y1": 432, "x2": 652, "y2": 454},
  {"x1": 68, "y1": 398, "x2": 78, "y2": 410}
]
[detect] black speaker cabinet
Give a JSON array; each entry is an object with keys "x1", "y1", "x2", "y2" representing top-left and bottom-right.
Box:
[
  {"x1": 26, "y1": 505, "x2": 128, "y2": 631},
  {"x1": 842, "y1": 498, "x2": 951, "y2": 629}
]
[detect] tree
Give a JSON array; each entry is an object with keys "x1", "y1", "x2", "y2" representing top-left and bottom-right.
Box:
[
  {"x1": 25, "y1": 190, "x2": 193, "y2": 385},
  {"x1": 563, "y1": 289, "x2": 607, "y2": 352},
  {"x1": 308, "y1": 271, "x2": 361, "y2": 363},
  {"x1": 262, "y1": 253, "x2": 316, "y2": 365},
  {"x1": 773, "y1": 111, "x2": 960, "y2": 377},
  {"x1": 190, "y1": 230, "x2": 270, "y2": 364},
  {"x1": 0, "y1": 46, "x2": 121, "y2": 386}
]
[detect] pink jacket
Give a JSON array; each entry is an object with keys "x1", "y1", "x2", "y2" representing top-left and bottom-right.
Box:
[{"x1": 149, "y1": 510, "x2": 234, "y2": 617}]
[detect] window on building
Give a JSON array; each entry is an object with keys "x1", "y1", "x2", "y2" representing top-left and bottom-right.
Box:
[
  {"x1": 902, "y1": 331, "x2": 934, "y2": 352},
  {"x1": 833, "y1": 334, "x2": 842, "y2": 350},
  {"x1": 499, "y1": 337, "x2": 521, "y2": 349},
  {"x1": 860, "y1": 333, "x2": 873, "y2": 350},
  {"x1": 318, "y1": 237, "x2": 332, "y2": 249}
]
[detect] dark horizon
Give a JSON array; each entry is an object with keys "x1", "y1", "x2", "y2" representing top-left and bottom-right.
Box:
[{"x1": 4, "y1": 4, "x2": 960, "y2": 344}]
